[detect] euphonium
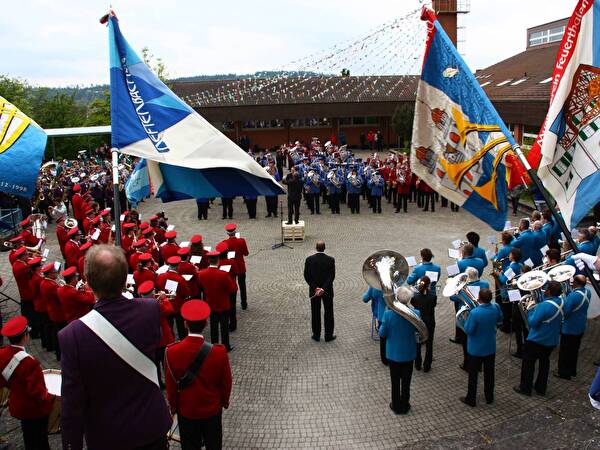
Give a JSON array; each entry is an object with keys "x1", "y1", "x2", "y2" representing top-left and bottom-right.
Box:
[{"x1": 362, "y1": 250, "x2": 429, "y2": 343}]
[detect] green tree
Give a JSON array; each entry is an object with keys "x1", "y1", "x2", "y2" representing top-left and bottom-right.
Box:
[
  {"x1": 0, "y1": 75, "x2": 32, "y2": 115},
  {"x1": 141, "y1": 46, "x2": 170, "y2": 85},
  {"x1": 392, "y1": 103, "x2": 415, "y2": 149},
  {"x1": 86, "y1": 90, "x2": 111, "y2": 126}
]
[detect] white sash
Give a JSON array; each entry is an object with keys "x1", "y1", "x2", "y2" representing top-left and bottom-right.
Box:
[
  {"x1": 1, "y1": 351, "x2": 30, "y2": 382},
  {"x1": 79, "y1": 310, "x2": 159, "y2": 387},
  {"x1": 572, "y1": 290, "x2": 591, "y2": 313},
  {"x1": 543, "y1": 299, "x2": 564, "y2": 324}
]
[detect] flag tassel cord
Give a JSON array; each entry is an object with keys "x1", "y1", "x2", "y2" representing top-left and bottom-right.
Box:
[{"x1": 512, "y1": 144, "x2": 600, "y2": 298}]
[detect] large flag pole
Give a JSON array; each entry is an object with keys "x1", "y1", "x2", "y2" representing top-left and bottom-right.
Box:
[
  {"x1": 111, "y1": 148, "x2": 123, "y2": 247},
  {"x1": 512, "y1": 144, "x2": 600, "y2": 298}
]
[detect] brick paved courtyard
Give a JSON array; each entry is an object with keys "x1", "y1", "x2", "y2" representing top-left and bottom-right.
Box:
[{"x1": 1, "y1": 195, "x2": 599, "y2": 449}]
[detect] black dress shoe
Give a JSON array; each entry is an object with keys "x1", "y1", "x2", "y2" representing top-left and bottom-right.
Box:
[
  {"x1": 486, "y1": 398, "x2": 493, "y2": 404},
  {"x1": 295, "y1": 221, "x2": 299, "y2": 224},
  {"x1": 241, "y1": 302, "x2": 247, "y2": 310},
  {"x1": 311, "y1": 335, "x2": 320, "y2": 342},
  {"x1": 389, "y1": 403, "x2": 400, "y2": 415},
  {"x1": 226, "y1": 346, "x2": 234, "y2": 352},
  {"x1": 325, "y1": 335, "x2": 336, "y2": 342},
  {"x1": 513, "y1": 386, "x2": 531, "y2": 396},
  {"x1": 459, "y1": 364, "x2": 468, "y2": 372},
  {"x1": 511, "y1": 352, "x2": 523, "y2": 359},
  {"x1": 423, "y1": 366, "x2": 431, "y2": 373},
  {"x1": 265, "y1": 214, "x2": 271, "y2": 218},
  {"x1": 553, "y1": 371, "x2": 571, "y2": 381},
  {"x1": 449, "y1": 338, "x2": 460, "y2": 344},
  {"x1": 460, "y1": 396, "x2": 476, "y2": 407},
  {"x1": 414, "y1": 363, "x2": 422, "y2": 371},
  {"x1": 285, "y1": 221, "x2": 292, "y2": 225}
]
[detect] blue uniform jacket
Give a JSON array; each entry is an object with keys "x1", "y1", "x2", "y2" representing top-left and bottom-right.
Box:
[
  {"x1": 379, "y1": 308, "x2": 419, "y2": 363},
  {"x1": 367, "y1": 178, "x2": 384, "y2": 196},
  {"x1": 457, "y1": 256, "x2": 485, "y2": 277},
  {"x1": 542, "y1": 222, "x2": 553, "y2": 243},
  {"x1": 464, "y1": 303, "x2": 503, "y2": 357},
  {"x1": 593, "y1": 236, "x2": 600, "y2": 254},
  {"x1": 407, "y1": 262, "x2": 441, "y2": 289},
  {"x1": 473, "y1": 246, "x2": 489, "y2": 269},
  {"x1": 562, "y1": 287, "x2": 591, "y2": 335},
  {"x1": 363, "y1": 287, "x2": 386, "y2": 322},
  {"x1": 450, "y1": 280, "x2": 490, "y2": 304},
  {"x1": 498, "y1": 262, "x2": 522, "y2": 298},
  {"x1": 531, "y1": 230, "x2": 547, "y2": 266},
  {"x1": 304, "y1": 176, "x2": 322, "y2": 194},
  {"x1": 493, "y1": 245, "x2": 512, "y2": 271},
  {"x1": 346, "y1": 177, "x2": 362, "y2": 194},
  {"x1": 527, "y1": 296, "x2": 564, "y2": 347},
  {"x1": 578, "y1": 240, "x2": 597, "y2": 256},
  {"x1": 512, "y1": 230, "x2": 537, "y2": 264},
  {"x1": 327, "y1": 177, "x2": 342, "y2": 194}
]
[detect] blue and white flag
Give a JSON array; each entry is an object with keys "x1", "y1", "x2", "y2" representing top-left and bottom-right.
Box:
[
  {"x1": 106, "y1": 12, "x2": 283, "y2": 201},
  {"x1": 0, "y1": 96, "x2": 47, "y2": 198},
  {"x1": 410, "y1": 7, "x2": 514, "y2": 231},
  {"x1": 531, "y1": 0, "x2": 600, "y2": 228},
  {"x1": 125, "y1": 158, "x2": 151, "y2": 207}
]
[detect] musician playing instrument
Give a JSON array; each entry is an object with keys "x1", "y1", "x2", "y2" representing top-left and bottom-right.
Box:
[
  {"x1": 407, "y1": 248, "x2": 441, "y2": 291},
  {"x1": 411, "y1": 277, "x2": 437, "y2": 372},
  {"x1": 367, "y1": 172, "x2": 384, "y2": 214},
  {"x1": 345, "y1": 168, "x2": 362, "y2": 214},
  {"x1": 493, "y1": 247, "x2": 523, "y2": 334},
  {"x1": 215, "y1": 242, "x2": 240, "y2": 332},
  {"x1": 394, "y1": 162, "x2": 411, "y2": 214},
  {"x1": 165, "y1": 300, "x2": 232, "y2": 450},
  {"x1": 555, "y1": 275, "x2": 591, "y2": 380},
  {"x1": 461, "y1": 288, "x2": 503, "y2": 407},
  {"x1": 457, "y1": 244, "x2": 485, "y2": 277},
  {"x1": 57, "y1": 267, "x2": 95, "y2": 323},
  {"x1": 379, "y1": 286, "x2": 420, "y2": 415},
  {"x1": 326, "y1": 168, "x2": 341, "y2": 214},
  {"x1": 304, "y1": 170, "x2": 322, "y2": 215},
  {"x1": 363, "y1": 286, "x2": 387, "y2": 365},
  {"x1": 514, "y1": 280, "x2": 564, "y2": 397},
  {"x1": 511, "y1": 218, "x2": 537, "y2": 265},
  {"x1": 0, "y1": 316, "x2": 54, "y2": 450},
  {"x1": 12, "y1": 247, "x2": 36, "y2": 337},
  {"x1": 465, "y1": 232, "x2": 488, "y2": 269},
  {"x1": 40, "y1": 263, "x2": 66, "y2": 361}
]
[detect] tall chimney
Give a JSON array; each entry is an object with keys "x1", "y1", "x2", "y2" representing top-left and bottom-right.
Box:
[{"x1": 432, "y1": 0, "x2": 458, "y2": 46}]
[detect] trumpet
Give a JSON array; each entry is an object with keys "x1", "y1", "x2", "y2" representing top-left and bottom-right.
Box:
[
  {"x1": 156, "y1": 291, "x2": 176, "y2": 299},
  {"x1": 76, "y1": 280, "x2": 88, "y2": 291}
]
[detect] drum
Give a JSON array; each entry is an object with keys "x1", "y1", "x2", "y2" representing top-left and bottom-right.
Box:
[
  {"x1": 43, "y1": 369, "x2": 61, "y2": 434},
  {"x1": 167, "y1": 414, "x2": 180, "y2": 442}
]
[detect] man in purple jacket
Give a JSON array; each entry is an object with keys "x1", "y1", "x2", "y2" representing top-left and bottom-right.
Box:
[{"x1": 59, "y1": 245, "x2": 172, "y2": 450}]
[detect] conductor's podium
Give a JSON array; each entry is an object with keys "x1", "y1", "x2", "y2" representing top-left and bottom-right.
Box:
[{"x1": 282, "y1": 220, "x2": 305, "y2": 241}]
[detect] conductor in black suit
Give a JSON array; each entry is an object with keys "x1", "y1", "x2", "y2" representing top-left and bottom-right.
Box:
[
  {"x1": 304, "y1": 241, "x2": 336, "y2": 342},
  {"x1": 282, "y1": 166, "x2": 303, "y2": 225}
]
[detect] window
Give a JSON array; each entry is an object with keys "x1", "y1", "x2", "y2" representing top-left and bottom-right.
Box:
[
  {"x1": 480, "y1": 81, "x2": 491, "y2": 87},
  {"x1": 366, "y1": 117, "x2": 379, "y2": 125},
  {"x1": 529, "y1": 25, "x2": 565, "y2": 47},
  {"x1": 290, "y1": 118, "x2": 330, "y2": 128},
  {"x1": 539, "y1": 77, "x2": 552, "y2": 84},
  {"x1": 242, "y1": 120, "x2": 283, "y2": 129},
  {"x1": 339, "y1": 117, "x2": 352, "y2": 125},
  {"x1": 511, "y1": 78, "x2": 528, "y2": 86},
  {"x1": 352, "y1": 117, "x2": 366, "y2": 125},
  {"x1": 496, "y1": 79, "x2": 513, "y2": 87}
]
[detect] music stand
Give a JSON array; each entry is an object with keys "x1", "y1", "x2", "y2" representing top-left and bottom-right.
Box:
[{"x1": 272, "y1": 200, "x2": 293, "y2": 250}]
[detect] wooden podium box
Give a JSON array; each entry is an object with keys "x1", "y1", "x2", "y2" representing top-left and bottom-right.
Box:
[{"x1": 282, "y1": 220, "x2": 305, "y2": 241}]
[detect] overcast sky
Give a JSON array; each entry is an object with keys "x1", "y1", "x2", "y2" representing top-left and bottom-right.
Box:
[{"x1": 1, "y1": 0, "x2": 574, "y2": 87}]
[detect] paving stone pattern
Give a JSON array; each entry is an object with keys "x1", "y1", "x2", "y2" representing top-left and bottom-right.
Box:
[{"x1": 0, "y1": 195, "x2": 598, "y2": 449}]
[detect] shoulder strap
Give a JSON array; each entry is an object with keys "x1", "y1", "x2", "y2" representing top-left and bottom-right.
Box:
[
  {"x1": 79, "y1": 309, "x2": 159, "y2": 387},
  {"x1": 572, "y1": 289, "x2": 591, "y2": 312},
  {"x1": 175, "y1": 341, "x2": 213, "y2": 390},
  {"x1": 1, "y1": 351, "x2": 31, "y2": 382},
  {"x1": 542, "y1": 299, "x2": 564, "y2": 324}
]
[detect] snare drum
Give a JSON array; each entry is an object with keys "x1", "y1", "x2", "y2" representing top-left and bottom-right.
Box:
[{"x1": 43, "y1": 369, "x2": 62, "y2": 434}]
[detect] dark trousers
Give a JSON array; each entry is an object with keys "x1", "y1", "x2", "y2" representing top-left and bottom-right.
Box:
[
  {"x1": 557, "y1": 333, "x2": 583, "y2": 378},
  {"x1": 466, "y1": 353, "x2": 495, "y2": 404},
  {"x1": 245, "y1": 199, "x2": 257, "y2": 218},
  {"x1": 395, "y1": 194, "x2": 408, "y2": 212},
  {"x1": 520, "y1": 340, "x2": 555, "y2": 395},
  {"x1": 512, "y1": 304, "x2": 528, "y2": 354},
  {"x1": 134, "y1": 436, "x2": 169, "y2": 450},
  {"x1": 499, "y1": 298, "x2": 512, "y2": 331},
  {"x1": 423, "y1": 192, "x2": 435, "y2": 211},
  {"x1": 389, "y1": 360, "x2": 413, "y2": 413},
  {"x1": 511, "y1": 196, "x2": 520, "y2": 215},
  {"x1": 155, "y1": 347, "x2": 166, "y2": 387},
  {"x1": 287, "y1": 197, "x2": 300, "y2": 223},
  {"x1": 458, "y1": 327, "x2": 468, "y2": 366},
  {"x1": 380, "y1": 336, "x2": 388, "y2": 365},
  {"x1": 229, "y1": 292, "x2": 237, "y2": 331},
  {"x1": 196, "y1": 201, "x2": 208, "y2": 219},
  {"x1": 175, "y1": 313, "x2": 187, "y2": 340},
  {"x1": 371, "y1": 195, "x2": 382, "y2": 213},
  {"x1": 52, "y1": 322, "x2": 66, "y2": 360},
  {"x1": 348, "y1": 193, "x2": 360, "y2": 213},
  {"x1": 221, "y1": 198, "x2": 233, "y2": 219},
  {"x1": 307, "y1": 193, "x2": 320, "y2": 213},
  {"x1": 416, "y1": 322, "x2": 435, "y2": 370},
  {"x1": 21, "y1": 301, "x2": 37, "y2": 338},
  {"x1": 210, "y1": 311, "x2": 230, "y2": 349},
  {"x1": 310, "y1": 295, "x2": 334, "y2": 338},
  {"x1": 328, "y1": 192, "x2": 340, "y2": 213},
  {"x1": 237, "y1": 273, "x2": 247, "y2": 309},
  {"x1": 21, "y1": 416, "x2": 50, "y2": 450},
  {"x1": 451, "y1": 202, "x2": 460, "y2": 212},
  {"x1": 178, "y1": 413, "x2": 222, "y2": 450},
  {"x1": 265, "y1": 196, "x2": 278, "y2": 216}
]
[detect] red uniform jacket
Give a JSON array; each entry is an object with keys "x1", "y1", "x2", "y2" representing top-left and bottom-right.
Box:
[
  {"x1": 156, "y1": 295, "x2": 175, "y2": 348},
  {"x1": 0, "y1": 345, "x2": 54, "y2": 420},
  {"x1": 12, "y1": 259, "x2": 33, "y2": 301},
  {"x1": 83, "y1": 217, "x2": 92, "y2": 235},
  {"x1": 217, "y1": 258, "x2": 239, "y2": 292},
  {"x1": 121, "y1": 233, "x2": 135, "y2": 257},
  {"x1": 156, "y1": 270, "x2": 190, "y2": 312},
  {"x1": 146, "y1": 238, "x2": 161, "y2": 264},
  {"x1": 160, "y1": 242, "x2": 180, "y2": 265},
  {"x1": 153, "y1": 226, "x2": 166, "y2": 244},
  {"x1": 19, "y1": 229, "x2": 41, "y2": 248},
  {"x1": 41, "y1": 278, "x2": 66, "y2": 323},
  {"x1": 197, "y1": 266, "x2": 237, "y2": 312},
  {"x1": 72, "y1": 193, "x2": 84, "y2": 222},
  {"x1": 30, "y1": 272, "x2": 46, "y2": 313},
  {"x1": 9, "y1": 249, "x2": 20, "y2": 265},
  {"x1": 133, "y1": 268, "x2": 157, "y2": 288},
  {"x1": 178, "y1": 261, "x2": 200, "y2": 297},
  {"x1": 98, "y1": 223, "x2": 111, "y2": 244},
  {"x1": 78, "y1": 255, "x2": 86, "y2": 282},
  {"x1": 129, "y1": 251, "x2": 143, "y2": 272},
  {"x1": 64, "y1": 239, "x2": 81, "y2": 269},
  {"x1": 57, "y1": 284, "x2": 95, "y2": 323},
  {"x1": 165, "y1": 335, "x2": 231, "y2": 419},
  {"x1": 56, "y1": 224, "x2": 69, "y2": 257},
  {"x1": 221, "y1": 237, "x2": 249, "y2": 274}
]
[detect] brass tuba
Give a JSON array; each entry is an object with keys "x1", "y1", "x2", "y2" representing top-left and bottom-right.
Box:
[{"x1": 362, "y1": 250, "x2": 429, "y2": 343}]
